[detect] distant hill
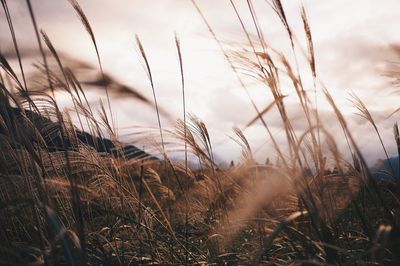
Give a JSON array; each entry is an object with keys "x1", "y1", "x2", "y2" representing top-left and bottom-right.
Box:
[
  {"x1": 372, "y1": 156, "x2": 400, "y2": 181},
  {"x1": 0, "y1": 107, "x2": 157, "y2": 161}
]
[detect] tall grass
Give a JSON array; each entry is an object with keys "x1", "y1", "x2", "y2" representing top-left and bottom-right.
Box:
[{"x1": 0, "y1": 1, "x2": 399, "y2": 265}]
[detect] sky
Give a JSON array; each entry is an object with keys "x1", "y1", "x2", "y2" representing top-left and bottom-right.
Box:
[{"x1": 1, "y1": 0, "x2": 400, "y2": 165}]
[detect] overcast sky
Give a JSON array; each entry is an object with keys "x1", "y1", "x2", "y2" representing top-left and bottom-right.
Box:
[{"x1": 1, "y1": 0, "x2": 400, "y2": 165}]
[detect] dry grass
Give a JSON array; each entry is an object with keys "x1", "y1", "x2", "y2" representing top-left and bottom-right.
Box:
[{"x1": 0, "y1": 1, "x2": 400, "y2": 265}]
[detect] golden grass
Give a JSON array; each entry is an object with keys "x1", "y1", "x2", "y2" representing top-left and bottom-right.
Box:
[{"x1": 0, "y1": 0, "x2": 399, "y2": 265}]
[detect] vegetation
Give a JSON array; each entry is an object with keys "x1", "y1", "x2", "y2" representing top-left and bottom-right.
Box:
[{"x1": 1, "y1": 0, "x2": 400, "y2": 265}]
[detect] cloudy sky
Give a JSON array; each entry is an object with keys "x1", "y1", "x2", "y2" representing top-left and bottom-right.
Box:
[{"x1": 1, "y1": 0, "x2": 400, "y2": 165}]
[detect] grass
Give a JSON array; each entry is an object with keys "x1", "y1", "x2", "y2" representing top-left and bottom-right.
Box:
[{"x1": 1, "y1": 0, "x2": 400, "y2": 265}]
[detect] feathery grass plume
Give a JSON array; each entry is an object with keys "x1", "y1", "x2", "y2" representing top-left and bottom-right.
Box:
[
  {"x1": 300, "y1": 4, "x2": 324, "y2": 173},
  {"x1": 349, "y1": 92, "x2": 394, "y2": 176},
  {"x1": 174, "y1": 33, "x2": 191, "y2": 264},
  {"x1": 175, "y1": 118, "x2": 212, "y2": 168},
  {"x1": 140, "y1": 169, "x2": 180, "y2": 230},
  {"x1": 267, "y1": 0, "x2": 309, "y2": 108},
  {"x1": 0, "y1": 52, "x2": 24, "y2": 89},
  {"x1": 40, "y1": 31, "x2": 70, "y2": 92},
  {"x1": 187, "y1": 114, "x2": 215, "y2": 168},
  {"x1": 135, "y1": 35, "x2": 166, "y2": 157},
  {"x1": 134, "y1": 37, "x2": 196, "y2": 259},
  {"x1": 268, "y1": 0, "x2": 304, "y2": 92},
  {"x1": 175, "y1": 33, "x2": 188, "y2": 176},
  {"x1": 246, "y1": 0, "x2": 268, "y2": 54},
  {"x1": 64, "y1": 67, "x2": 93, "y2": 114},
  {"x1": 1, "y1": 0, "x2": 28, "y2": 91},
  {"x1": 232, "y1": 127, "x2": 253, "y2": 161},
  {"x1": 301, "y1": 6, "x2": 316, "y2": 79},
  {"x1": 25, "y1": 0, "x2": 54, "y2": 95},
  {"x1": 68, "y1": 0, "x2": 114, "y2": 127},
  {"x1": 269, "y1": 0, "x2": 293, "y2": 45},
  {"x1": 324, "y1": 87, "x2": 397, "y2": 227}
]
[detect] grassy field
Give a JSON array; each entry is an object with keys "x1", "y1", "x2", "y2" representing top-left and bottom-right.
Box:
[{"x1": 1, "y1": 0, "x2": 400, "y2": 265}]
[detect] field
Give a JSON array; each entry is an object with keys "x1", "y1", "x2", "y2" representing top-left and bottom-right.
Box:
[{"x1": 1, "y1": 0, "x2": 400, "y2": 265}]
